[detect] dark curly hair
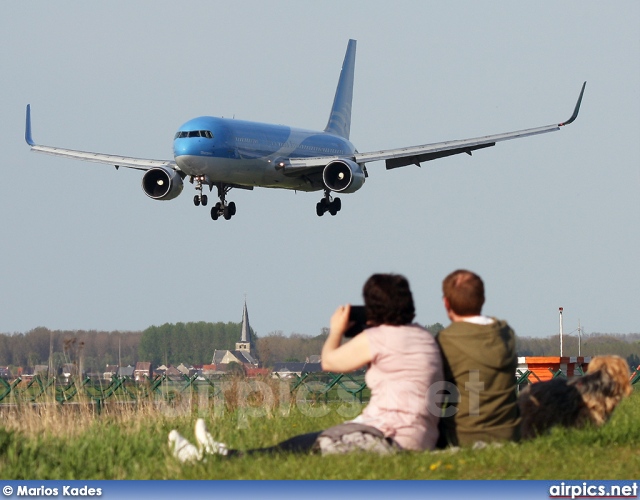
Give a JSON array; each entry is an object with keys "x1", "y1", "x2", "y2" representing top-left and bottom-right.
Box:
[{"x1": 363, "y1": 274, "x2": 415, "y2": 326}]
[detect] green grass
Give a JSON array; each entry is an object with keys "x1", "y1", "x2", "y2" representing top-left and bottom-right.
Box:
[{"x1": 1, "y1": 390, "x2": 638, "y2": 479}]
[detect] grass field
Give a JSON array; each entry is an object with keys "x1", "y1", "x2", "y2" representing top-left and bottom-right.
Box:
[{"x1": 0, "y1": 387, "x2": 638, "y2": 480}]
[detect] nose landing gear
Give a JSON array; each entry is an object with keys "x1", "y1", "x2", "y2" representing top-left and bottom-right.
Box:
[
  {"x1": 194, "y1": 194, "x2": 208, "y2": 206},
  {"x1": 192, "y1": 175, "x2": 209, "y2": 206}
]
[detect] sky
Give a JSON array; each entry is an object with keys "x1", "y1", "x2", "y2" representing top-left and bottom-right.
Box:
[{"x1": 1, "y1": 2, "x2": 638, "y2": 343}]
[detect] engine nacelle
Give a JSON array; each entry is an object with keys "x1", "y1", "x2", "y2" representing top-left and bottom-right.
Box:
[
  {"x1": 322, "y1": 159, "x2": 366, "y2": 193},
  {"x1": 141, "y1": 167, "x2": 184, "y2": 200}
]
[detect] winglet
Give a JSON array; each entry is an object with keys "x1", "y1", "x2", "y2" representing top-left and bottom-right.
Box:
[
  {"x1": 25, "y1": 104, "x2": 35, "y2": 146},
  {"x1": 559, "y1": 81, "x2": 586, "y2": 126}
]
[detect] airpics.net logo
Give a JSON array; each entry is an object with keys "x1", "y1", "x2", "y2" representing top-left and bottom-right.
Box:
[
  {"x1": 549, "y1": 482, "x2": 638, "y2": 499},
  {"x1": 2, "y1": 486, "x2": 102, "y2": 497}
]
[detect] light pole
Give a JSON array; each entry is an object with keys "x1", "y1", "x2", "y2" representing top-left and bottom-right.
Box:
[
  {"x1": 559, "y1": 307, "x2": 564, "y2": 357},
  {"x1": 577, "y1": 319, "x2": 582, "y2": 357},
  {"x1": 48, "y1": 329, "x2": 54, "y2": 378}
]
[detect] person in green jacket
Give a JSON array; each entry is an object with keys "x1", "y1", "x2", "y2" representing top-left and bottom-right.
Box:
[{"x1": 436, "y1": 269, "x2": 520, "y2": 448}]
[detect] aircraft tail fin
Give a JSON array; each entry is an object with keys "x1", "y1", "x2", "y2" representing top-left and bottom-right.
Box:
[{"x1": 324, "y1": 39, "x2": 356, "y2": 140}]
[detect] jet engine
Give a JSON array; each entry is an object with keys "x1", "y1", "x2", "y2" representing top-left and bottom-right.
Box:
[
  {"x1": 141, "y1": 167, "x2": 184, "y2": 200},
  {"x1": 322, "y1": 159, "x2": 366, "y2": 193}
]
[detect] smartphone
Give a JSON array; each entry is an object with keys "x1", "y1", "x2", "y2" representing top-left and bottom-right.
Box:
[{"x1": 344, "y1": 305, "x2": 367, "y2": 338}]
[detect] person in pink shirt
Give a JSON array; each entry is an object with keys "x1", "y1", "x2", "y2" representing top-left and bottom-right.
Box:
[{"x1": 169, "y1": 274, "x2": 443, "y2": 460}]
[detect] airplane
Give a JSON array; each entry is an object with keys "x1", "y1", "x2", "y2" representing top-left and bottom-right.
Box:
[{"x1": 25, "y1": 39, "x2": 585, "y2": 221}]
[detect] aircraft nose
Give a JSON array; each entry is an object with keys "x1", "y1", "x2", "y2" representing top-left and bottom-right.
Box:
[{"x1": 173, "y1": 138, "x2": 200, "y2": 157}]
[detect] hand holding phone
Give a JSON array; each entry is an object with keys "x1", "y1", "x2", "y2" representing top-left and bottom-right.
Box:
[{"x1": 344, "y1": 305, "x2": 368, "y2": 338}]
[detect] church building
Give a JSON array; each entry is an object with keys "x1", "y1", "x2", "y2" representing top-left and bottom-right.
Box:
[{"x1": 211, "y1": 299, "x2": 260, "y2": 369}]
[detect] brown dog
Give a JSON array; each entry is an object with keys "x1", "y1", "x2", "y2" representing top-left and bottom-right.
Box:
[{"x1": 518, "y1": 355, "x2": 633, "y2": 439}]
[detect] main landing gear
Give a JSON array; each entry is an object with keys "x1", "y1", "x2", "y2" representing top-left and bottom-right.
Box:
[
  {"x1": 210, "y1": 184, "x2": 236, "y2": 221},
  {"x1": 316, "y1": 189, "x2": 341, "y2": 217}
]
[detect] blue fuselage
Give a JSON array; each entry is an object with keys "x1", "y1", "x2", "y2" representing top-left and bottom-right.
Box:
[{"x1": 173, "y1": 116, "x2": 356, "y2": 192}]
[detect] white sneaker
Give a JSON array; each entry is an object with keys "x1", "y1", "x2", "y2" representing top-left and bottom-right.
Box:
[
  {"x1": 168, "y1": 429, "x2": 202, "y2": 463},
  {"x1": 194, "y1": 418, "x2": 228, "y2": 456}
]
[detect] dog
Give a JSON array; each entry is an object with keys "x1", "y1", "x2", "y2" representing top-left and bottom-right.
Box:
[{"x1": 518, "y1": 355, "x2": 633, "y2": 440}]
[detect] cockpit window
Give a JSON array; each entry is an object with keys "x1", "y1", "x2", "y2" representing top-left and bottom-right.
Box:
[{"x1": 174, "y1": 130, "x2": 213, "y2": 139}]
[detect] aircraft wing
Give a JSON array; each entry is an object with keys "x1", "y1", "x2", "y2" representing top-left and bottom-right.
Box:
[
  {"x1": 25, "y1": 105, "x2": 178, "y2": 172},
  {"x1": 286, "y1": 82, "x2": 585, "y2": 172},
  {"x1": 354, "y1": 123, "x2": 560, "y2": 170}
]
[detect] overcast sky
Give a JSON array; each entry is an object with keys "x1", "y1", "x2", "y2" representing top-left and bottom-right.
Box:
[{"x1": 1, "y1": 2, "x2": 638, "y2": 344}]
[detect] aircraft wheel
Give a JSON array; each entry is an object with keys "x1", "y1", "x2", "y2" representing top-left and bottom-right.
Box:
[
  {"x1": 201, "y1": 195, "x2": 208, "y2": 206},
  {"x1": 329, "y1": 205, "x2": 337, "y2": 216},
  {"x1": 333, "y1": 197, "x2": 341, "y2": 212},
  {"x1": 211, "y1": 206, "x2": 219, "y2": 221},
  {"x1": 316, "y1": 202, "x2": 325, "y2": 217},
  {"x1": 223, "y1": 206, "x2": 232, "y2": 220},
  {"x1": 228, "y1": 201, "x2": 236, "y2": 216},
  {"x1": 194, "y1": 195, "x2": 201, "y2": 207}
]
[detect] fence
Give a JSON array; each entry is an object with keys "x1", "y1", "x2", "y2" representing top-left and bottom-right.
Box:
[
  {"x1": 1, "y1": 365, "x2": 638, "y2": 411},
  {"x1": 0, "y1": 371, "x2": 369, "y2": 412}
]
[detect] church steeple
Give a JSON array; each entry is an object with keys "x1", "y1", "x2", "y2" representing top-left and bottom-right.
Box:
[{"x1": 236, "y1": 298, "x2": 253, "y2": 353}]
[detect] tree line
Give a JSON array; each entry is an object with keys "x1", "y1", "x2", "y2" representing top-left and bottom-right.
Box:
[
  {"x1": 1, "y1": 324, "x2": 638, "y2": 374},
  {"x1": 256, "y1": 329, "x2": 329, "y2": 367},
  {"x1": 137, "y1": 321, "x2": 248, "y2": 366},
  {"x1": 0, "y1": 327, "x2": 141, "y2": 374}
]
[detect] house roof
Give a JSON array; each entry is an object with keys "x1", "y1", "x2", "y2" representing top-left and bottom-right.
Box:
[
  {"x1": 176, "y1": 363, "x2": 191, "y2": 375},
  {"x1": 118, "y1": 366, "x2": 134, "y2": 377},
  {"x1": 272, "y1": 362, "x2": 323, "y2": 373},
  {"x1": 213, "y1": 349, "x2": 258, "y2": 366},
  {"x1": 165, "y1": 366, "x2": 182, "y2": 377},
  {"x1": 233, "y1": 350, "x2": 258, "y2": 365},
  {"x1": 246, "y1": 367, "x2": 271, "y2": 377},
  {"x1": 212, "y1": 350, "x2": 226, "y2": 364}
]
